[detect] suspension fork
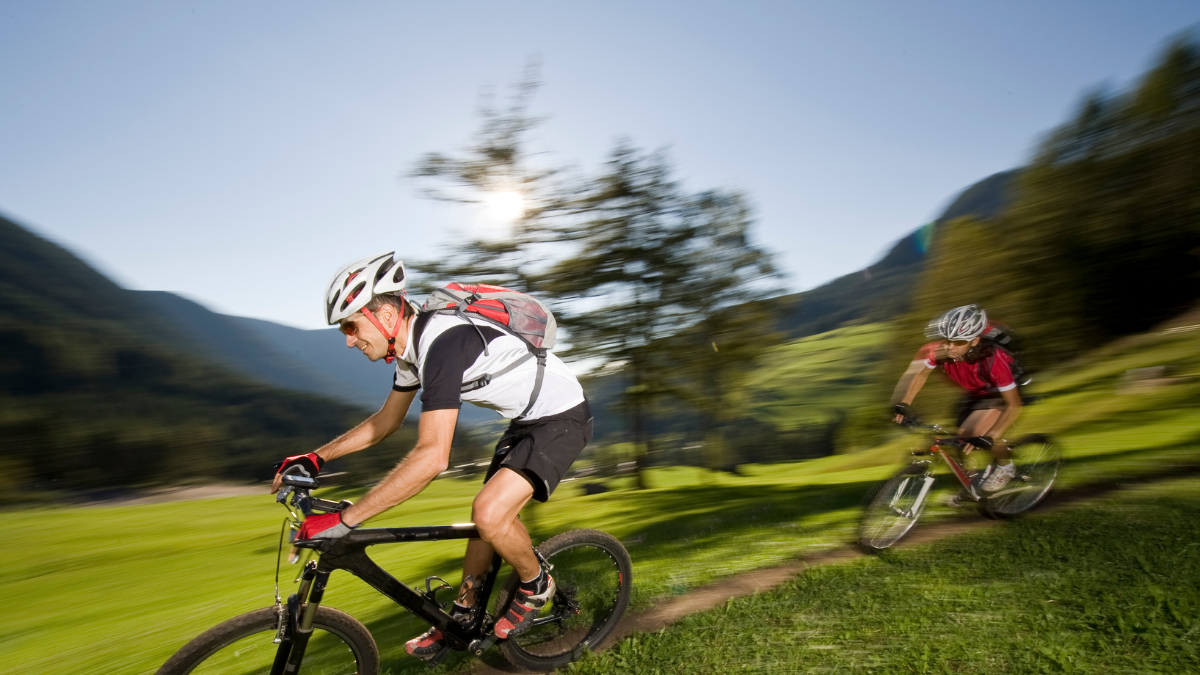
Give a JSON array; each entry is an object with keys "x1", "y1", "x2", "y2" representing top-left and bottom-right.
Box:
[
  {"x1": 271, "y1": 562, "x2": 332, "y2": 675},
  {"x1": 888, "y1": 463, "x2": 936, "y2": 517}
]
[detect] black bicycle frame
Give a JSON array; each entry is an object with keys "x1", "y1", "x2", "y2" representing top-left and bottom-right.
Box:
[{"x1": 274, "y1": 523, "x2": 504, "y2": 674}]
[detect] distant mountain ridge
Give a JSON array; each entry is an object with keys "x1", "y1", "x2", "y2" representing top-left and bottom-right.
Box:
[
  {"x1": 133, "y1": 292, "x2": 503, "y2": 424},
  {"x1": 0, "y1": 214, "x2": 399, "y2": 488},
  {"x1": 772, "y1": 169, "x2": 1016, "y2": 337},
  {"x1": 135, "y1": 291, "x2": 393, "y2": 409}
]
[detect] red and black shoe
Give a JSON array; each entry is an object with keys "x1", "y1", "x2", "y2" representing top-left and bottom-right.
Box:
[
  {"x1": 405, "y1": 603, "x2": 474, "y2": 660},
  {"x1": 404, "y1": 627, "x2": 446, "y2": 659},
  {"x1": 494, "y1": 572, "x2": 556, "y2": 639}
]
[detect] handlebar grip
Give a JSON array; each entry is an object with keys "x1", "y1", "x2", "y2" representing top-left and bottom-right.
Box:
[{"x1": 280, "y1": 474, "x2": 320, "y2": 489}]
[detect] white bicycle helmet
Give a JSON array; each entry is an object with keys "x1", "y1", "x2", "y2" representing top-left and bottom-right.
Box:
[
  {"x1": 325, "y1": 252, "x2": 407, "y2": 325},
  {"x1": 927, "y1": 304, "x2": 988, "y2": 341}
]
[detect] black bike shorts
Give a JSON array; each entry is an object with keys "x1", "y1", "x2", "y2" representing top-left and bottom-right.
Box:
[
  {"x1": 955, "y1": 395, "x2": 1007, "y2": 428},
  {"x1": 485, "y1": 399, "x2": 593, "y2": 502}
]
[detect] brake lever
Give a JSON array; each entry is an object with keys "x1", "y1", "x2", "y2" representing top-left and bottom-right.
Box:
[{"x1": 275, "y1": 485, "x2": 294, "y2": 505}]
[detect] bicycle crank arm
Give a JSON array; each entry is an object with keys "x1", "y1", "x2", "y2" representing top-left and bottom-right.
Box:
[
  {"x1": 426, "y1": 648, "x2": 450, "y2": 668},
  {"x1": 468, "y1": 633, "x2": 499, "y2": 656}
]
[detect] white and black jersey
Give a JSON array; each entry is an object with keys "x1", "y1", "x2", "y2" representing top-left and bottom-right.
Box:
[{"x1": 392, "y1": 312, "x2": 585, "y2": 421}]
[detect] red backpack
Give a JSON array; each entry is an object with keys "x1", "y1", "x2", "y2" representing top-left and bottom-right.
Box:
[{"x1": 414, "y1": 283, "x2": 557, "y2": 419}]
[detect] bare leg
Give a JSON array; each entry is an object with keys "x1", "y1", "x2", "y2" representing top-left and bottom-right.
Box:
[
  {"x1": 959, "y1": 409, "x2": 1010, "y2": 461},
  {"x1": 458, "y1": 539, "x2": 494, "y2": 606},
  {"x1": 471, "y1": 468, "x2": 540, "y2": 581}
]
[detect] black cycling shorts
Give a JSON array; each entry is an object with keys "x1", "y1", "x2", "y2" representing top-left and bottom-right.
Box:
[
  {"x1": 955, "y1": 395, "x2": 1007, "y2": 428},
  {"x1": 485, "y1": 399, "x2": 593, "y2": 502}
]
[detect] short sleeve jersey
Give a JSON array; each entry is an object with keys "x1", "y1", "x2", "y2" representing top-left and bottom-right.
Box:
[
  {"x1": 391, "y1": 312, "x2": 585, "y2": 420},
  {"x1": 920, "y1": 342, "x2": 1017, "y2": 398}
]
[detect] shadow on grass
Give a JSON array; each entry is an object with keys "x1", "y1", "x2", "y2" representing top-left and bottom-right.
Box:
[
  {"x1": 333, "y1": 441, "x2": 1200, "y2": 674},
  {"x1": 344, "y1": 477, "x2": 885, "y2": 673},
  {"x1": 551, "y1": 479, "x2": 881, "y2": 593}
]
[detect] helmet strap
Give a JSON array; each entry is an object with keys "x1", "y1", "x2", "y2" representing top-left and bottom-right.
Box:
[{"x1": 360, "y1": 306, "x2": 402, "y2": 364}]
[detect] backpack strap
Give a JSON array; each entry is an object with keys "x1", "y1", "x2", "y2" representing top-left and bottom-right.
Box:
[
  {"x1": 515, "y1": 350, "x2": 548, "y2": 421},
  {"x1": 411, "y1": 309, "x2": 435, "y2": 360},
  {"x1": 414, "y1": 308, "x2": 547, "y2": 418},
  {"x1": 459, "y1": 351, "x2": 535, "y2": 394}
]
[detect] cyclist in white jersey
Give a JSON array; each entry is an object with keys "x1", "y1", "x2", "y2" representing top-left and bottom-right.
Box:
[{"x1": 271, "y1": 252, "x2": 592, "y2": 658}]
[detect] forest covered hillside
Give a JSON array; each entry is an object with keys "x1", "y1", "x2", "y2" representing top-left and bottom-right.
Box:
[{"x1": 0, "y1": 215, "x2": 413, "y2": 489}]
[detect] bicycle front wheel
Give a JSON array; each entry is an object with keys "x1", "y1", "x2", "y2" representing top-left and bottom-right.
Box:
[
  {"x1": 496, "y1": 528, "x2": 633, "y2": 672},
  {"x1": 981, "y1": 434, "x2": 1062, "y2": 518},
  {"x1": 156, "y1": 605, "x2": 378, "y2": 675},
  {"x1": 858, "y1": 463, "x2": 936, "y2": 551}
]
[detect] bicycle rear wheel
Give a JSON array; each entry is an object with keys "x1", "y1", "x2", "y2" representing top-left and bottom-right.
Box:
[
  {"x1": 858, "y1": 463, "x2": 936, "y2": 552},
  {"x1": 981, "y1": 434, "x2": 1062, "y2": 518},
  {"x1": 156, "y1": 606, "x2": 377, "y2": 675},
  {"x1": 496, "y1": 528, "x2": 633, "y2": 672}
]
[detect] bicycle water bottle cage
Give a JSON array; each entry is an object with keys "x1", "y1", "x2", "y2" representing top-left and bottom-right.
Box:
[{"x1": 423, "y1": 576, "x2": 455, "y2": 606}]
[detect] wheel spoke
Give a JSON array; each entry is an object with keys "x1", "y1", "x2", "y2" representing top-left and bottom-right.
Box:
[
  {"x1": 859, "y1": 465, "x2": 933, "y2": 550},
  {"x1": 498, "y1": 530, "x2": 632, "y2": 671}
]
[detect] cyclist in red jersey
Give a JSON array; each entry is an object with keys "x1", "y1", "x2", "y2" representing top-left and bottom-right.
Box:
[{"x1": 891, "y1": 305, "x2": 1024, "y2": 497}]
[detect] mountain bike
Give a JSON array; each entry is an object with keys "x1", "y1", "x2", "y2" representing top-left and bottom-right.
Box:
[
  {"x1": 156, "y1": 474, "x2": 633, "y2": 674},
  {"x1": 858, "y1": 418, "x2": 1062, "y2": 551}
]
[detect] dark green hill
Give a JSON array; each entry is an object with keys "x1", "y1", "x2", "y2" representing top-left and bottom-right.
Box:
[
  {"x1": 773, "y1": 170, "x2": 1016, "y2": 337},
  {"x1": 230, "y1": 314, "x2": 501, "y2": 425},
  {"x1": 0, "y1": 214, "x2": 410, "y2": 489},
  {"x1": 137, "y1": 291, "x2": 393, "y2": 409}
]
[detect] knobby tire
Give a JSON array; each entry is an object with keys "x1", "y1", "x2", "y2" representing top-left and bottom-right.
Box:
[
  {"x1": 980, "y1": 433, "x2": 1062, "y2": 519},
  {"x1": 859, "y1": 463, "x2": 935, "y2": 552},
  {"x1": 156, "y1": 605, "x2": 378, "y2": 675},
  {"x1": 495, "y1": 528, "x2": 633, "y2": 671}
]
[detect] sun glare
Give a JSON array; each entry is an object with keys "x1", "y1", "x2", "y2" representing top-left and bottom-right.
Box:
[{"x1": 485, "y1": 191, "x2": 525, "y2": 222}]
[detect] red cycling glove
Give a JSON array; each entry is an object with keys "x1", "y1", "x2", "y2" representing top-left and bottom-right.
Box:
[
  {"x1": 295, "y1": 512, "x2": 356, "y2": 541},
  {"x1": 274, "y1": 452, "x2": 325, "y2": 478}
]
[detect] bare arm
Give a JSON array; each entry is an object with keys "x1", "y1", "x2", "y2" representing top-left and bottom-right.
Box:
[
  {"x1": 340, "y1": 407, "x2": 459, "y2": 527},
  {"x1": 272, "y1": 388, "x2": 415, "y2": 491},
  {"x1": 319, "y1": 389, "x2": 416, "y2": 461},
  {"x1": 893, "y1": 364, "x2": 934, "y2": 423}
]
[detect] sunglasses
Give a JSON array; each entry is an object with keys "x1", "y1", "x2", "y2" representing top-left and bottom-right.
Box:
[
  {"x1": 948, "y1": 339, "x2": 972, "y2": 347},
  {"x1": 339, "y1": 319, "x2": 360, "y2": 337}
]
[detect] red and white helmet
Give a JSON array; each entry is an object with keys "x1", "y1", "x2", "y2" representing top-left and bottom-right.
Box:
[
  {"x1": 927, "y1": 304, "x2": 988, "y2": 341},
  {"x1": 325, "y1": 252, "x2": 407, "y2": 325}
]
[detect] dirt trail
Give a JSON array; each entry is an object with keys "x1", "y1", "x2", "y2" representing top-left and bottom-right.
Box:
[{"x1": 473, "y1": 468, "x2": 1200, "y2": 674}]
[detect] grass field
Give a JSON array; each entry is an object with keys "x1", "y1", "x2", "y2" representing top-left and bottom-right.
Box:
[
  {"x1": 4, "y1": 321, "x2": 1199, "y2": 674},
  {"x1": 567, "y1": 476, "x2": 1200, "y2": 674},
  {"x1": 745, "y1": 323, "x2": 892, "y2": 430}
]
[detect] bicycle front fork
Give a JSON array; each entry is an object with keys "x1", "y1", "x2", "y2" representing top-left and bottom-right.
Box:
[{"x1": 272, "y1": 561, "x2": 330, "y2": 675}]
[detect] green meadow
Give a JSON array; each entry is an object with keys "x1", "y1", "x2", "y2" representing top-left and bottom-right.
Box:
[
  {"x1": 568, "y1": 476, "x2": 1200, "y2": 674},
  {"x1": 5, "y1": 322, "x2": 1199, "y2": 674}
]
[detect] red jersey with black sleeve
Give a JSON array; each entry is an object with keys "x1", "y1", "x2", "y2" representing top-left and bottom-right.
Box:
[{"x1": 919, "y1": 342, "x2": 1018, "y2": 397}]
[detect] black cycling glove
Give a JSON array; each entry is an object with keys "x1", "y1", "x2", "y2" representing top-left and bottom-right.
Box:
[
  {"x1": 965, "y1": 436, "x2": 994, "y2": 450},
  {"x1": 893, "y1": 403, "x2": 912, "y2": 418}
]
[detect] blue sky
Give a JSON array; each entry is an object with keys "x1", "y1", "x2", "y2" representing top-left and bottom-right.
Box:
[{"x1": 2, "y1": 1, "x2": 1197, "y2": 329}]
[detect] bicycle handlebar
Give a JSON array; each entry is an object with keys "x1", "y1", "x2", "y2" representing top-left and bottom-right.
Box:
[
  {"x1": 899, "y1": 416, "x2": 951, "y2": 433},
  {"x1": 276, "y1": 475, "x2": 345, "y2": 522},
  {"x1": 898, "y1": 417, "x2": 967, "y2": 448}
]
